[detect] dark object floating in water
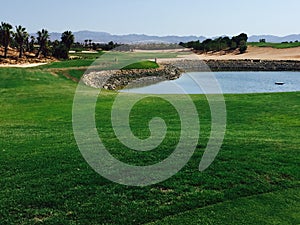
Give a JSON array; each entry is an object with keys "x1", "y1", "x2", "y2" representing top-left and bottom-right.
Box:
[{"x1": 275, "y1": 82, "x2": 285, "y2": 85}]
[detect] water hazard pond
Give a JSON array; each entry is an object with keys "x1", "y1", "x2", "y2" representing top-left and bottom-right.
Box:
[{"x1": 121, "y1": 71, "x2": 300, "y2": 94}]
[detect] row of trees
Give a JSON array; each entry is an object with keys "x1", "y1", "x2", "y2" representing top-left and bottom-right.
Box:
[
  {"x1": 0, "y1": 22, "x2": 75, "y2": 59},
  {"x1": 0, "y1": 22, "x2": 123, "y2": 60},
  {"x1": 180, "y1": 33, "x2": 248, "y2": 54},
  {"x1": 72, "y1": 41, "x2": 120, "y2": 51}
]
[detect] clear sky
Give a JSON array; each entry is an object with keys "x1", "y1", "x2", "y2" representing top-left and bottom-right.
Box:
[{"x1": 2, "y1": 0, "x2": 300, "y2": 37}]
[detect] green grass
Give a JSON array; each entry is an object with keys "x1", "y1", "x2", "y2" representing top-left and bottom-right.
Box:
[
  {"x1": 39, "y1": 58, "x2": 95, "y2": 69},
  {"x1": 37, "y1": 51, "x2": 104, "y2": 69},
  {"x1": 69, "y1": 52, "x2": 105, "y2": 59},
  {"x1": 122, "y1": 60, "x2": 159, "y2": 70},
  {"x1": 38, "y1": 51, "x2": 183, "y2": 81},
  {"x1": 0, "y1": 66, "x2": 299, "y2": 224},
  {"x1": 249, "y1": 42, "x2": 300, "y2": 49},
  {"x1": 149, "y1": 188, "x2": 300, "y2": 224},
  {"x1": 55, "y1": 69, "x2": 86, "y2": 82},
  {"x1": 39, "y1": 51, "x2": 181, "y2": 70}
]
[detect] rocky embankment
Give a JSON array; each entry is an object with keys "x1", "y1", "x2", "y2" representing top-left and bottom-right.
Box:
[
  {"x1": 0, "y1": 48, "x2": 56, "y2": 65},
  {"x1": 82, "y1": 59, "x2": 300, "y2": 90},
  {"x1": 206, "y1": 59, "x2": 300, "y2": 71},
  {"x1": 82, "y1": 64, "x2": 181, "y2": 90},
  {"x1": 0, "y1": 56, "x2": 55, "y2": 65},
  {"x1": 166, "y1": 59, "x2": 300, "y2": 72}
]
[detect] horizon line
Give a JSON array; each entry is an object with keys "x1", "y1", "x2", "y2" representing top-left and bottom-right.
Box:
[{"x1": 26, "y1": 29, "x2": 300, "y2": 38}]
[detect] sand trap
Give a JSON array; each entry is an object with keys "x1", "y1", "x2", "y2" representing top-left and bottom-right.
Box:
[
  {"x1": 196, "y1": 46, "x2": 300, "y2": 61},
  {"x1": 156, "y1": 46, "x2": 300, "y2": 63},
  {"x1": 0, "y1": 63, "x2": 48, "y2": 68}
]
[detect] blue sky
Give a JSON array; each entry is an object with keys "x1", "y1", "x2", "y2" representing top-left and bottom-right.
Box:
[{"x1": 2, "y1": 0, "x2": 300, "y2": 37}]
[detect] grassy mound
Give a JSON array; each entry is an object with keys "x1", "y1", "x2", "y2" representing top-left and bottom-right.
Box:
[{"x1": 122, "y1": 61, "x2": 159, "y2": 70}]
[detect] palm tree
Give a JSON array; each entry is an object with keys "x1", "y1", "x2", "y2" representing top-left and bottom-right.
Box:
[
  {"x1": 61, "y1": 31, "x2": 74, "y2": 51},
  {"x1": 24, "y1": 36, "x2": 29, "y2": 52},
  {"x1": 84, "y1": 39, "x2": 88, "y2": 47},
  {"x1": 0, "y1": 22, "x2": 13, "y2": 58},
  {"x1": 14, "y1": 25, "x2": 28, "y2": 58},
  {"x1": 29, "y1": 36, "x2": 35, "y2": 52},
  {"x1": 35, "y1": 29, "x2": 50, "y2": 57}
]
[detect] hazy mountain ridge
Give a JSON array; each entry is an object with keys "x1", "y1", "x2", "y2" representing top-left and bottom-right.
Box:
[
  {"x1": 46, "y1": 31, "x2": 300, "y2": 43},
  {"x1": 248, "y1": 34, "x2": 300, "y2": 43}
]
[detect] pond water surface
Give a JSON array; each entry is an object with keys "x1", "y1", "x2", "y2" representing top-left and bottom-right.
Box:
[{"x1": 121, "y1": 71, "x2": 300, "y2": 94}]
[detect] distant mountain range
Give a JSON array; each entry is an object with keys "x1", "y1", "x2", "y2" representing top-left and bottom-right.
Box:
[
  {"x1": 248, "y1": 34, "x2": 300, "y2": 43},
  {"x1": 46, "y1": 30, "x2": 300, "y2": 44}
]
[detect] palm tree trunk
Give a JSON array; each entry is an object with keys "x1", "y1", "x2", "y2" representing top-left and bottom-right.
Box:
[
  {"x1": 4, "y1": 46, "x2": 8, "y2": 58},
  {"x1": 36, "y1": 47, "x2": 41, "y2": 57},
  {"x1": 19, "y1": 47, "x2": 23, "y2": 58}
]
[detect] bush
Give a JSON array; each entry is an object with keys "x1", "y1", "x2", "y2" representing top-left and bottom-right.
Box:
[
  {"x1": 239, "y1": 40, "x2": 247, "y2": 53},
  {"x1": 53, "y1": 43, "x2": 69, "y2": 59},
  {"x1": 179, "y1": 33, "x2": 248, "y2": 54},
  {"x1": 230, "y1": 41, "x2": 237, "y2": 50}
]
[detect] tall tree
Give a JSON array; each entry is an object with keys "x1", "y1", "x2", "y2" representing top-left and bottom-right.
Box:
[
  {"x1": 24, "y1": 36, "x2": 29, "y2": 52},
  {"x1": 14, "y1": 25, "x2": 28, "y2": 58},
  {"x1": 36, "y1": 29, "x2": 50, "y2": 57},
  {"x1": 0, "y1": 22, "x2": 13, "y2": 58},
  {"x1": 239, "y1": 40, "x2": 248, "y2": 54},
  {"x1": 29, "y1": 36, "x2": 35, "y2": 52},
  {"x1": 61, "y1": 31, "x2": 74, "y2": 51}
]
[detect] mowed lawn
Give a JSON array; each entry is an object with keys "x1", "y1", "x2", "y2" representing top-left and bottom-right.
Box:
[{"x1": 0, "y1": 67, "x2": 299, "y2": 224}]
